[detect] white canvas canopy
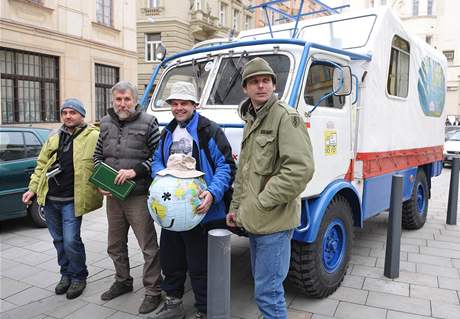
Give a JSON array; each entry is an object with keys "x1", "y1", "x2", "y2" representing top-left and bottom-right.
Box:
[{"x1": 238, "y1": 7, "x2": 448, "y2": 154}]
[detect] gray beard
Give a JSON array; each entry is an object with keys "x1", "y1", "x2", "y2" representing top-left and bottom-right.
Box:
[{"x1": 114, "y1": 107, "x2": 136, "y2": 120}]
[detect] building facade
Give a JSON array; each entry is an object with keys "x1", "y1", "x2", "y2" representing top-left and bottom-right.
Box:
[
  {"x1": 347, "y1": 0, "x2": 460, "y2": 118},
  {"x1": 0, "y1": 0, "x2": 137, "y2": 126},
  {"x1": 137, "y1": 0, "x2": 255, "y2": 98},
  {"x1": 254, "y1": 0, "x2": 327, "y2": 27}
]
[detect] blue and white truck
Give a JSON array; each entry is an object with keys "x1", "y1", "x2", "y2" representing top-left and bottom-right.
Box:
[{"x1": 142, "y1": 4, "x2": 447, "y2": 297}]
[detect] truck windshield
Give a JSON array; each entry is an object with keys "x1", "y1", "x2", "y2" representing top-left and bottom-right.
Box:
[
  {"x1": 207, "y1": 54, "x2": 290, "y2": 106},
  {"x1": 153, "y1": 59, "x2": 213, "y2": 108}
]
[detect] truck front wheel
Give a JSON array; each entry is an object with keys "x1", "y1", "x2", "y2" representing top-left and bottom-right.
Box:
[
  {"x1": 402, "y1": 169, "x2": 428, "y2": 230},
  {"x1": 288, "y1": 196, "x2": 353, "y2": 297}
]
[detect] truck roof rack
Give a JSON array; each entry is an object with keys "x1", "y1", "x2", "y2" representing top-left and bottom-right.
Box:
[{"x1": 248, "y1": 0, "x2": 349, "y2": 38}]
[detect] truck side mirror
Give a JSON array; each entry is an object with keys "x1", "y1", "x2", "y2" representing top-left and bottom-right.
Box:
[{"x1": 333, "y1": 66, "x2": 352, "y2": 96}]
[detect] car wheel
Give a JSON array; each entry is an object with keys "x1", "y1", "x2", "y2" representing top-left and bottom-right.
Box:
[
  {"x1": 287, "y1": 196, "x2": 353, "y2": 297},
  {"x1": 28, "y1": 200, "x2": 47, "y2": 228}
]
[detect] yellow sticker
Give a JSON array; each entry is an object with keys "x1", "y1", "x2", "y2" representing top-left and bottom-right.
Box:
[{"x1": 324, "y1": 130, "x2": 337, "y2": 155}]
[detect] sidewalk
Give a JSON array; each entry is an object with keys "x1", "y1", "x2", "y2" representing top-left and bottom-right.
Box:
[{"x1": 1, "y1": 168, "x2": 459, "y2": 319}]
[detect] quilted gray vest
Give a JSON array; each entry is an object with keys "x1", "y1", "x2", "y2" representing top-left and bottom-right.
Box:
[{"x1": 100, "y1": 108, "x2": 154, "y2": 196}]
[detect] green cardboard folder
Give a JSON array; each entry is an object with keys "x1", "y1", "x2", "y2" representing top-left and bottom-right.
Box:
[{"x1": 89, "y1": 163, "x2": 136, "y2": 200}]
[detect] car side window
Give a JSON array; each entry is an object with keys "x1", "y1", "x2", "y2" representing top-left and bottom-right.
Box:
[
  {"x1": 0, "y1": 132, "x2": 26, "y2": 162},
  {"x1": 24, "y1": 132, "x2": 42, "y2": 157}
]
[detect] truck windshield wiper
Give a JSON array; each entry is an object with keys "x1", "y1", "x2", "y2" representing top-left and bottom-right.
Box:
[{"x1": 213, "y1": 52, "x2": 248, "y2": 104}]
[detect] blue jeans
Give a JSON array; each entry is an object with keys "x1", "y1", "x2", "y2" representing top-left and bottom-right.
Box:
[
  {"x1": 249, "y1": 230, "x2": 293, "y2": 319},
  {"x1": 44, "y1": 200, "x2": 88, "y2": 281}
]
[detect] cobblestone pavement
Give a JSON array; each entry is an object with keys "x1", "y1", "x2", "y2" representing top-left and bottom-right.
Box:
[{"x1": 1, "y1": 168, "x2": 459, "y2": 319}]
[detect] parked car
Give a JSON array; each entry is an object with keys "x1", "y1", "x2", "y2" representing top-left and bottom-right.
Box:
[
  {"x1": 445, "y1": 126, "x2": 460, "y2": 141},
  {"x1": 0, "y1": 126, "x2": 51, "y2": 227},
  {"x1": 444, "y1": 130, "x2": 460, "y2": 167}
]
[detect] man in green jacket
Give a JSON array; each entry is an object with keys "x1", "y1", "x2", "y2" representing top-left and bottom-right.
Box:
[
  {"x1": 226, "y1": 58, "x2": 314, "y2": 318},
  {"x1": 22, "y1": 98, "x2": 102, "y2": 300}
]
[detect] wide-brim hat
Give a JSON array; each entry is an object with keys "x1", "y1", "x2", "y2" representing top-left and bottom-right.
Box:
[
  {"x1": 165, "y1": 81, "x2": 199, "y2": 104},
  {"x1": 157, "y1": 153, "x2": 204, "y2": 179}
]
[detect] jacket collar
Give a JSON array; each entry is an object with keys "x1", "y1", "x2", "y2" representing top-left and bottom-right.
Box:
[
  {"x1": 59, "y1": 123, "x2": 88, "y2": 136},
  {"x1": 239, "y1": 94, "x2": 278, "y2": 123},
  {"x1": 165, "y1": 111, "x2": 205, "y2": 134}
]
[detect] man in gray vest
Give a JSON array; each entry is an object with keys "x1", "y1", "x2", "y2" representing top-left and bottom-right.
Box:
[{"x1": 93, "y1": 81, "x2": 162, "y2": 314}]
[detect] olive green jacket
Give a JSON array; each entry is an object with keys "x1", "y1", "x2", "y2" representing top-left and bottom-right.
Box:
[
  {"x1": 28, "y1": 125, "x2": 103, "y2": 217},
  {"x1": 230, "y1": 95, "x2": 315, "y2": 234}
]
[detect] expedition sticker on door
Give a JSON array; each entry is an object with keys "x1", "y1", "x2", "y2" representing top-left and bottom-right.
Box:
[{"x1": 324, "y1": 130, "x2": 337, "y2": 155}]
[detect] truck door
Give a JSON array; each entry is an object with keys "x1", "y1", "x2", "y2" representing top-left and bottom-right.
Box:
[{"x1": 297, "y1": 55, "x2": 353, "y2": 196}]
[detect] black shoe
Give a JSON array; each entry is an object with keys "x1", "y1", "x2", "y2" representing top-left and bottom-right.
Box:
[
  {"x1": 55, "y1": 277, "x2": 71, "y2": 295},
  {"x1": 139, "y1": 295, "x2": 162, "y2": 314},
  {"x1": 148, "y1": 296, "x2": 185, "y2": 319},
  {"x1": 66, "y1": 280, "x2": 86, "y2": 299},
  {"x1": 100, "y1": 281, "x2": 133, "y2": 301}
]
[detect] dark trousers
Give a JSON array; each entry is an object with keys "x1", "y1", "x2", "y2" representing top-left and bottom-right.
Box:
[
  {"x1": 160, "y1": 226, "x2": 208, "y2": 313},
  {"x1": 44, "y1": 200, "x2": 88, "y2": 281}
]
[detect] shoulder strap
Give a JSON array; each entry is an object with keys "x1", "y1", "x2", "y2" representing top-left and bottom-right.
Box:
[
  {"x1": 198, "y1": 125, "x2": 215, "y2": 172},
  {"x1": 160, "y1": 129, "x2": 168, "y2": 167}
]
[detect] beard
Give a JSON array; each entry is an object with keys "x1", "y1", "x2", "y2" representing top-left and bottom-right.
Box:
[{"x1": 114, "y1": 106, "x2": 136, "y2": 120}]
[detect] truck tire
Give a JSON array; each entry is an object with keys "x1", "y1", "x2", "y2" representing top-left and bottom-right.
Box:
[
  {"x1": 287, "y1": 196, "x2": 353, "y2": 297},
  {"x1": 402, "y1": 169, "x2": 428, "y2": 230},
  {"x1": 28, "y1": 200, "x2": 47, "y2": 228}
]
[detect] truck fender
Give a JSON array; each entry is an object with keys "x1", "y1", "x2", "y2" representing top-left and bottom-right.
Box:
[{"x1": 293, "y1": 179, "x2": 361, "y2": 243}]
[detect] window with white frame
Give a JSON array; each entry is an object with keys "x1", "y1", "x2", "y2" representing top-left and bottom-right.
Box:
[
  {"x1": 427, "y1": 0, "x2": 434, "y2": 15},
  {"x1": 244, "y1": 15, "x2": 251, "y2": 30},
  {"x1": 380, "y1": 0, "x2": 386, "y2": 5},
  {"x1": 194, "y1": 0, "x2": 202, "y2": 10},
  {"x1": 412, "y1": 0, "x2": 419, "y2": 16},
  {"x1": 147, "y1": 0, "x2": 159, "y2": 8},
  {"x1": 96, "y1": 0, "x2": 112, "y2": 26},
  {"x1": 145, "y1": 33, "x2": 162, "y2": 62},
  {"x1": 387, "y1": 35, "x2": 410, "y2": 98},
  {"x1": 233, "y1": 9, "x2": 240, "y2": 30},
  {"x1": 219, "y1": 2, "x2": 227, "y2": 26}
]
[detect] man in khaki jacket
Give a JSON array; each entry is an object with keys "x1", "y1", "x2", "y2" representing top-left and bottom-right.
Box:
[{"x1": 226, "y1": 57, "x2": 314, "y2": 319}]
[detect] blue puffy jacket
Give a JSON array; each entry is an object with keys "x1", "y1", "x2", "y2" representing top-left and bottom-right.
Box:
[{"x1": 151, "y1": 112, "x2": 236, "y2": 223}]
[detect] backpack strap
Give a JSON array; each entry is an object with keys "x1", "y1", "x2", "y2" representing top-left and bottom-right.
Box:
[
  {"x1": 198, "y1": 125, "x2": 215, "y2": 172},
  {"x1": 159, "y1": 129, "x2": 168, "y2": 167}
]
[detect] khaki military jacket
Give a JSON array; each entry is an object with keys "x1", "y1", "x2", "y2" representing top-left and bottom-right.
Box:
[{"x1": 230, "y1": 94, "x2": 315, "y2": 234}]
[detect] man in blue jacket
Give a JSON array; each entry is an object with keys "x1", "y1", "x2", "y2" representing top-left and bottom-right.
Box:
[{"x1": 150, "y1": 81, "x2": 235, "y2": 319}]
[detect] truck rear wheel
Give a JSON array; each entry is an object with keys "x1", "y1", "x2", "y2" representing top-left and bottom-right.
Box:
[
  {"x1": 287, "y1": 196, "x2": 353, "y2": 297},
  {"x1": 402, "y1": 169, "x2": 428, "y2": 230}
]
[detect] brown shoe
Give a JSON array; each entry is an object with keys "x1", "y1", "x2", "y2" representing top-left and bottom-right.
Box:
[
  {"x1": 100, "y1": 281, "x2": 133, "y2": 301},
  {"x1": 139, "y1": 294, "x2": 162, "y2": 314}
]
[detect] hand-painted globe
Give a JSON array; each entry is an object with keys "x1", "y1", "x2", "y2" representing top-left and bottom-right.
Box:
[{"x1": 147, "y1": 175, "x2": 207, "y2": 231}]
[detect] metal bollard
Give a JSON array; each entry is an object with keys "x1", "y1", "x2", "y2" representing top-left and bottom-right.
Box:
[
  {"x1": 447, "y1": 157, "x2": 460, "y2": 225},
  {"x1": 207, "y1": 229, "x2": 232, "y2": 319},
  {"x1": 384, "y1": 174, "x2": 403, "y2": 279}
]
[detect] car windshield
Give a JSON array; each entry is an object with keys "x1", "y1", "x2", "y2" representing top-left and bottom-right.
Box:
[
  {"x1": 449, "y1": 131, "x2": 460, "y2": 141},
  {"x1": 207, "y1": 54, "x2": 291, "y2": 106},
  {"x1": 152, "y1": 59, "x2": 213, "y2": 108}
]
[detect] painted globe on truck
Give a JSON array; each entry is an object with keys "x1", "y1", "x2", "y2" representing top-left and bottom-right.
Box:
[{"x1": 147, "y1": 175, "x2": 207, "y2": 232}]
